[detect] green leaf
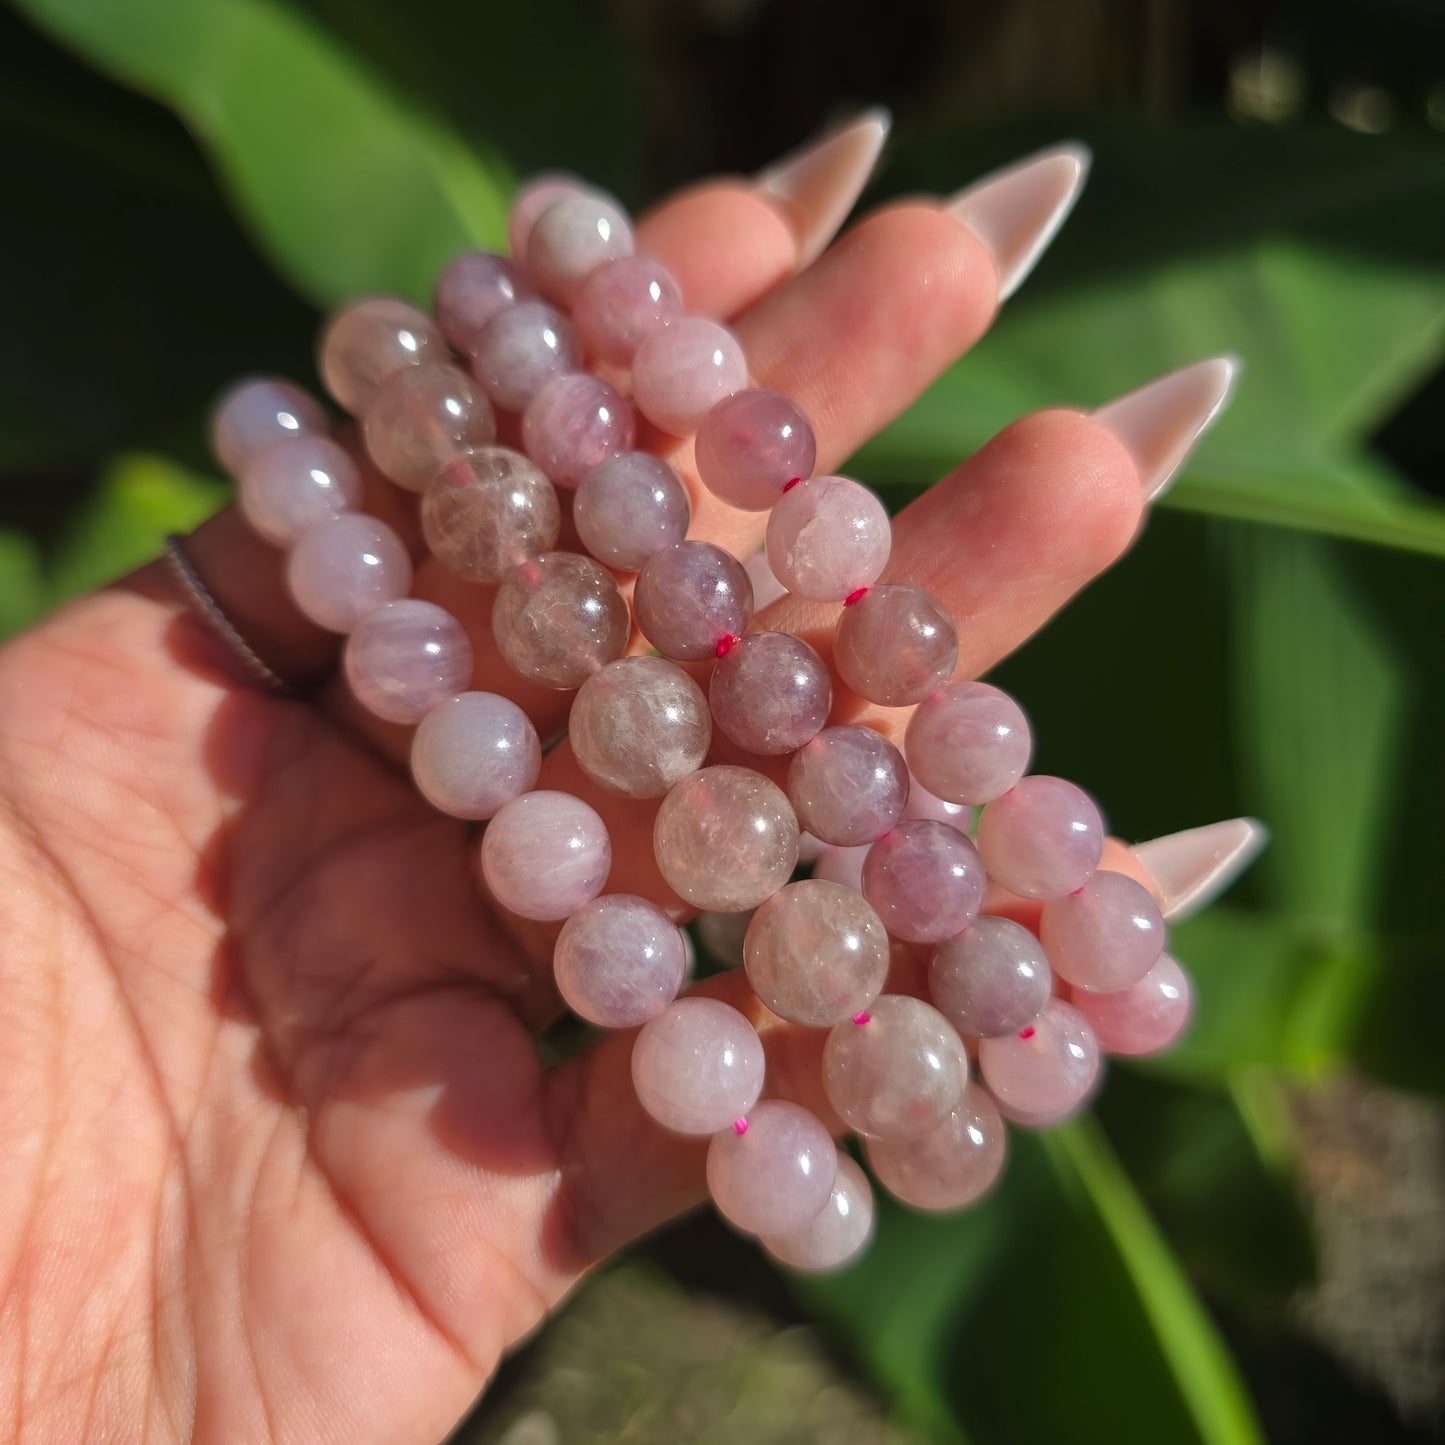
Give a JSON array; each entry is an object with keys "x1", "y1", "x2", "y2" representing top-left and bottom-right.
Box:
[{"x1": 0, "y1": 530, "x2": 47, "y2": 640}]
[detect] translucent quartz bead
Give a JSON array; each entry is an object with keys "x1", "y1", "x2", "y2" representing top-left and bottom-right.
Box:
[
  {"x1": 521, "y1": 372, "x2": 635, "y2": 489},
  {"x1": 508, "y1": 172, "x2": 592, "y2": 261},
  {"x1": 862, "y1": 821, "x2": 986, "y2": 944},
  {"x1": 977, "y1": 776, "x2": 1105, "y2": 899},
  {"x1": 362, "y1": 363, "x2": 496, "y2": 494},
  {"x1": 905, "y1": 681, "x2": 1033, "y2": 806},
  {"x1": 977, "y1": 999, "x2": 1100, "y2": 1124},
  {"x1": 631, "y1": 997, "x2": 765, "y2": 1135},
  {"x1": 694, "y1": 389, "x2": 817, "y2": 511},
  {"x1": 654, "y1": 766, "x2": 799, "y2": 912},
  {"x1": 479, "y1": 790, "x2": 611, "y2": 921},
  {"x1": 865, "y1": 1084, "x2": 1006, "y2": 1211},
  {"x1": 787, "y1": 726, "x2": 910, "y2": 847},
  {"x1": 822, "y1": 995, "x2": 967, "y2": 1140},
  {"x1": 286, "y1": 513, "x2": 412, "y2": 633},
  {"x1": 238, "y1": 434, "x2": 362, "y2": 546},
  {"x1": 744, "y1": 879, "x2": 889, "y2": 1026},
  {"x1": 574, "y1": 255, "x2": 683, "y2": 365},
  {"x1": 319, "y1": 296, "x2": 442, "y2": 414},
  {"x1": 553, "y1": 894, "x2": 687, "y2": 1028},
  {"x1": 762, "y1": 1153, "x2": 874, "y2": 1272},
  {"x1": 421, "y1": 447, "x2": 560, "y2": 585},
  {"x1": 573, "y1": 452, "x2": 690, "y2": 572},
  {"x1": 812, "y1": 844, "x2": 867, "y2": 893},
  {"x1": 1073, "y1": 954, "x2": 1192, "y2": 1056},
  {"x1": 211, "y1": 377, "x2": 327, "y2": 477},
  {"x1": 343, "y1": 599, "x2": 473, "y2": 725},
  {"x1": 709, "y1": 631, "x2": 832, "y2": 756},
  {"x1": 433, "y1": 252, "x2": 535, "y2": 360},
  {"x1": 569, "y1": 656, "x2": 711, "y2": 798},
  {"x1": 410, "y1": 691, "x2": 540, "y2": 819},
  {"x1": 903, "y1": 776, "x2": 972, "y2": 830},
  {"x1": 765, "y1": 476, "x2": 892, "y2": 602},
  {"x1": 634, "y1": 542, "x2": 753, "y2": 661},
  {"x1": 706, "y1": 1100, "x2": 837, "y2": 1236},
  {"x1": 1039, "y1": 869, "x2": 1165, "y2": 992},
  {"x1": 472, "y1": 301, "x2": 579, "y2": 413},
  {"x1": 929, "y1": 915, "x2": 1052, "y2": 1038},
  {"x1": 527, "y1": 192, "x2": 635, "y2": 305},
  {"x1": 834, "y1": 583, "x2": 959, "y2": 707},
  {"x1": 491, "y1": 552, "x2": 630, "y2": 690},
  {"x1": 632, "y1": 318, "x2": 748, "y2": 436}
]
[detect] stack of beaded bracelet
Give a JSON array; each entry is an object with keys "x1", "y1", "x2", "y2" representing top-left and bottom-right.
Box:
[{"x1": 209, "y1": 170, "x2": 1194, "y2": 1272}]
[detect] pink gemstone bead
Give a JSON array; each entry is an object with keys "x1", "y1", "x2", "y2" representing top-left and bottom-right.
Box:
[
  {"x1": 472, "y1": 301, "x2": 579, "y2": 413},
  {"x1": 211, "y1": 377, "x2": 327, "y2": 477},
  {"x1": 343, "y1": 599, "x2": 473, "y2": 725},
  {"x1": 434, "y1": 252, "x2": 535, "y2": 359},
  {"x1": 318, "y1": 296, "x2": 442, "y2": 413},
  {"x1": 762, "y1": 1153, "x2": 874, "y2": 1272},
  {"x1": 573, "y1": 255, "x2": 683, "y2": 364},
  {"x1": 573, "y1": 452, "x2": 690, "y2": 572},
  {"x1": 865, "y1": 1084, "x2": 1007, "y2": 1211},
  {"x1": 823, "y1": 995, "x2": 967, "y2": 1140},
  {"x1": 905, "y1": 681, "x2": 1033, "y2": 806},
  {"x1": 479, "y1": 790, "x2": 611, "y2": 921},
  {"x1": 362, "y1": 363, "x2": 496, "y2": 494},
  {"x1": 977, "y1": 999, "x2": 1101, "y2": 1125},
  {"x1": 812, "y1": 844, "x2": 867, "y2": 893},
  {"x1": 1039, "y1": 869, "x2": 1166, "y2": 992},
  {"x1": 569, "y1": 656, "x2": 711, "y2": 799},
  {"x1": 788, "y1": 726, "x2": 910, "y2": 848},
  {"x1": 834, "y1": 583, "x2": 959, "y2": 707},
  {"x1": 654, "y1": 766, "x2": 799, "y2": 911},
  {"x1": 410, "y1": 691, "x2": 540, "y2": 820},
  {"x1": 527, "y1": 192, "x2": 635, "y2": 305},
  {"x1": 632, "y1": 318, "x2": 748, "y2": 436},
  {"x1": 238, "y1": 434, "x2": 361, "y2": 546},
  {"x1": 765, "y1": 476, "x2": 892, "y2": 602},
  {"x1": 553, "y1": 894, "x2": 687, "y2": 1028},
  {"x1": 977, "y1": 776, "x2": 1105, "y2": 899},
  {"x1": 929, "y1": 915, "x2": 1053, "y2": 1038},
  {"x1": 491, "y1": 552, "x2": 630, "y2": 690},
  {"x1": 634, "y1": 542, "x2": 753, "y2": 661},
  {"x1": 421, "y1": 447, "x2": 560, "y2": 585},
  {"x1": 709, "y1": 631, "x2": 832, "y2": 756},
  {"x1": 706, "y1": 1100, "x2": 838, "y2": 1236},
  {"x1": 286, "y1": 513, "x2": 412, "y2": 633},
  {"x1": 903, "y1": 776, "x2": 973, "y2": 829},
  {"x1": 694, "y1": 389, "x2": 817, "y2": 511},
  {"x1": 1073, "y1": 954, "x2": 1192, "y2": 1056},
  {"x1": 521, "y1": 372, "x2": 635, "y2": 489},
  {"x1": 631, "y1": 998, "x2": 765, "y2": 1135},
  {"x1": 744, "y1": 879, "x2": 890, "y2": 1026},
  {"x1": 508, "y1": 173, "x2": 593, "y2": 260},
  {"x1": 862, "y1": 821, "x2": 986, "y2": 944}
]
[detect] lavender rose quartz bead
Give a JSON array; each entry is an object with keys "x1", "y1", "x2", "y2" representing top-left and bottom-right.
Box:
[
  {"x1": 862, "y1": 821, "x2": 986, "y2": 944},
  {"x1": 905, "y1": 681, "x2": 1033, "y2": 806},
  {"x1": 1073, "y1": 954, "x2": 1192, "y2": 1056},
  {"x1": 574, "y1": 255, "x2": 683, "y2": 365},
  {"x1": 480, "y1": 790, "x2": 611, "y2": 922},
  {"x1": 211, "y1": 377, "x2": 328, "y2": 477},
  {"x1": 709, "y1": 631, "x2": 832, "y2": 756},
  {"x1": 632, "y1": 318, "x2": 748, "y2": 436},
  {"x1": 472, "y1": 301, "x2": 580, "y2": 413},
  {"x1": 631, "y1": 998, "x2": 765, "y2": 1135},
  {"x1": 834, "y1": 583, "x2": 959, "y2": 707},
  {"x1": 765, "y1": 476, "x2": 892, "y2": 602},
  {"x1": 573, "y1": 452, "x2": 690, "y2": 572},
  {"x1": 762, "y1": 1153, "x2": 875, "y2": 1273},
  {"x1": 865, "y1": 1084, "x2": 1007, "y2": 1211},
  {"x1": 508, "y1": 173, "x2": 594, "y2": 260},
  {"x1": 694, "y1": 389, "x2": 817, "y2": 511},
  {"x1": 238, "y1": 434, "x2": 362, "y2": 546},
  {"x1": 526, "y1": 192, "x2": 635, "y2": 305},
  {"x1": 977, "y1": 775, "x2": 1105, "y2": 899},
  {"x1": 787, "y1": 726, "x2": 910, "y2": 848},
  {"x1": 362, "y1": 364, "x2": 496, "y2": 493},
  {"x1": 343, "y1": 599, "x2": 473, "y2": 725},
  {"x1": 491, "y1": 552, "x2": 630, "y2": 690},
  {"x1": 977, "y1": 998, "x2": 1101, "y2": 1125},
  {"x1": 553, "y1": 894, "x2": 687, "y2": 1028},
  {"x1": 521, "y1": 372, "x2": 635, "y2": 489},
  {"x1": 929, "y1": 915, "x2": 1053, "y2": 1038},
  {"x1": 707, "y1": 1101, "x2": 838, "y2": 1237},
  {"x1": 1039, "y1": 869, "x2": 1166, "y2": 992},
  {"x1": 634, "y1": 542, "x2": 753, "y2": 661},
  {"x1": 433, "y1": 252, "x2": 536, "y2": 359},
  {"x1": 318, "y1": 296, "x2": 442, "y2": 414},
  {"x1": 410, "y1": 691, "x2": 540, "y2": 820},
  {"x1": 286, "y1": 513, "x2": 412, "y2": 634}
]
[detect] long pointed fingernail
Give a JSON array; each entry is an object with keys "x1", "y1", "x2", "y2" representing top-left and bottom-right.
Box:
[
  {"x1": 758, "y1": 107, "x2": 892, "y2": 267},
  {"x1": 1095, "y1": 356, "x2": 1239, "y2": 500},
  {"x1": 945, "y1": 143, "x2": 1091, "y2": 302},
  {"x1": 1134, "y1": 818, "x2": 1269, "y2": 920}
]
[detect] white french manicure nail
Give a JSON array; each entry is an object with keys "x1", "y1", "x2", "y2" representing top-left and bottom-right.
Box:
[{"x1": 1134, "y1": 817, "x2": 1269, "y2": 920}]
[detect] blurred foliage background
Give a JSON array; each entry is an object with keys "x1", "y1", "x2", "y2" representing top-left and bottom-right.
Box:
[{"x1": 3, "y1": 0, "x2": 1443, "y2": 1440}]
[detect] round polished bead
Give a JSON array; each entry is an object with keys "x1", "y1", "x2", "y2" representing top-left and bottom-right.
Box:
[
  {"x1": 834, "y1": 583, "x2": 959, "y2": 707},
  {"x1": 632, "y1": 998, "x2": 765, "y2": 1135},
  {"x1": 977, "y1": 776, "x2": 1105, "y2": 899},
  {"x1": 410, "y1": 691, "x2": 540, "y2": 819},
  {"x1": 479, "y1": 790, "x2": 611, "y2": 921},
  {"x1": 527, "y1": 192, "x2": 635, "y2": 305},
  {"x1": 763, "y1": 1153, "x2": 874, "y2": 1272},
  {"x1": 573, "y1": 452, "x2": 690, "y2": 572},
  {"x1": 634, "y1": 542, "x2": 753, "y2": 661},
  {"x1": 362, "y1": 363, "x2": 496, "y2": 493},
  {"x1": 1073, "y1": 954, "x2": 1192, "y2": 1056},
  {"x1": 508, "y1": 173, "x2": 593, "y2": 261},
  {"x1": 472, "y1": 301, "x2": 579, "y2": 413},
  {"x1": 238, "y1": 434, "x2": 362, "y2": 546},
  {"x1": 812, "y1": 843, "x2": 867, "y2": 893},
  {"x1": 433, "y1": 252, "x2": 535, "y2": 359},
  {"x1": 318, "y1": 296, "x2": 442, "y2": 413},
  {"x1": 574, "y1": 255, "x2": 683, "y2": 364},
  {"x1": 709, "y1": 631, "x2": 832, "y2": 756},
  {"x1": 862, "y1": 821, "x2": 986, "y2": 944},
  {"x1": 343, "y1": 599, "x2": 473, "y2": 725},
  {"x1": 744, "y1": 879, "x2": 889, "y2": 1026},
  {"x1": 930, "y1": 916, "x2": 1052, "y2": 1038},
  {"x1": 654, "y1": 766, "x2": 799, "y2": 912},
  {"x1": 569, "y1": 656, "x2": 711, "y2": 798},
  {"x1": 905, "y1": 681, "x2": 1033, "y2": 806},
  {"x1": 1040, "y1": 869, "x2": 1166, "y2": 992},
  {"x1": 787, "y1": 726, "x2": 910, "y2": 848},
  {"x1": 286, "y1": 513, "x2": 412, "y2": 633},
  {"x1": 694, "y1": 389, "x2": 817, "y2": 511},
  {"x1": 765, "y1": 476, "x2": 892, "y2": 602},
  {"x1": 421, "y1": 447, "x2": 560, "y2": 586},
  {"x1": 707, "y1": 1101, "x2": 837, "y2": 1237},
  {"x1": 491, "y1": 552, "x2": 630, "y2": 690},
  {"x1": 903, "y1": 776, "x2": 973, "y2": 829},
  {"x1": 553, "y1": 894, "x2": 687, "y2": 1028},
  {"x1": 865, "y1": 1085, "x2": 1007, "y2": 1211},
  {"x1": 632, "y1": 318, "x2": 748, "y2": 436},
  {"x1": 521, "y1": 372, "x2": 634, "y2": 489},
  {"x1": 822, "y1": 995, "x2": 967, "y2": 1140},
  {"x1": 977, "y1": 999, "x2": 1100, "y2": 1125},
  {"x1": 211, "y1": 377, "x2": 328, "y2": 477}
]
